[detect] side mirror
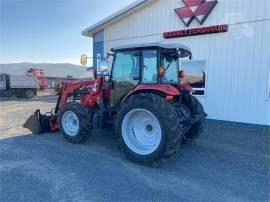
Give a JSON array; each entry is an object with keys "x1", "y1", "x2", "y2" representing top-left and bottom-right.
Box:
[
  {"x1": 97, "y1": 60, "x2": 109, "y2": 76},
  {"x1": 80, "y1": 54, "x2": 88, "y2": 65}
]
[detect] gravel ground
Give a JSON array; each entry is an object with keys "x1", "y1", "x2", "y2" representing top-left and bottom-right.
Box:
[{"x1": 0, "y1": 97, "x2": 269, "y2": 201}]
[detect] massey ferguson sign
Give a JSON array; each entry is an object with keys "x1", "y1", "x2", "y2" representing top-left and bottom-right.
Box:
[
  {"x1": 163, "y1": 24, "x2": 228, "y2": 38},
  {"x1": 175, "y1": 0, "x2": 218, "y2": 27},
  {"x1": 163, "y1": 0, "x2": 228, "y2": 39}
]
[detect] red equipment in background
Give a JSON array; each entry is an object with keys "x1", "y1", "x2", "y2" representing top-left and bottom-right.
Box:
[{"x1": 27, "y1": 68, "x2": 48, "y2": 90}]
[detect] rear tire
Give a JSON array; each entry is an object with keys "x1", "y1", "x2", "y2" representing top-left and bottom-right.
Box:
[
  {"x1": 182, "y1": 93, "x2": 206, "y2": 139},
  {"x1": 23, "y1": 89, "x2": 35, "y2": 98},
  {"x1": 14, "y1": 90, "x2": 23, "y2": 98},
  {"x1": 115, "y1": 93, "x2": 182, "y2": 166},
  {"x1": 58, "y1": 102, "x2": 91, "y2": 143}
]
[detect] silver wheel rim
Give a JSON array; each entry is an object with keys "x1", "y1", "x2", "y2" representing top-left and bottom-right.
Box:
[
  {"x1": 121, "y1": 108, "x2": 162, "y2": 155},
  {"x1": 62, "y1": 111, "x2": 79, "y2": 136}
]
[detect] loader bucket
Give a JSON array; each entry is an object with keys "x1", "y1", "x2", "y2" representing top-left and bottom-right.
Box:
[{"x1": 23, "y1": 109, "x2": 49, "y2": 134}]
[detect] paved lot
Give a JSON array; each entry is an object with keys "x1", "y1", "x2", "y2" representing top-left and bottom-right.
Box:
[{"x1": 0, "y1": 97, "x2": 269, "y2": 201}]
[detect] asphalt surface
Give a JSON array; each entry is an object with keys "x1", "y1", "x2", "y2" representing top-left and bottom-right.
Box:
[{"x1": 0, "y1": 97, "x2": 269, "y2": 201}]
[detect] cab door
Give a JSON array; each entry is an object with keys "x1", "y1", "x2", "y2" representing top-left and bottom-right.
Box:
[{"x1": 110, "y1": 51, "x2": 140, "y2": 108}]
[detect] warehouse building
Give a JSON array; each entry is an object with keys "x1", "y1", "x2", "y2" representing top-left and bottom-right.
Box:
[{"x1": 82, "y1": 0, "x2": 270, "y2": 125}]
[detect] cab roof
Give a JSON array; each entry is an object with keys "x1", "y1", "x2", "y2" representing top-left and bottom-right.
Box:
[{"x1": 111, "y1": 42, "x2": 191, "y2": 53}]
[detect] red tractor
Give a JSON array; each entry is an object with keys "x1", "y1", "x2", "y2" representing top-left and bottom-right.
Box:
[{"x1": 24, "y1": 43, "x2": 206, "y2": 166}]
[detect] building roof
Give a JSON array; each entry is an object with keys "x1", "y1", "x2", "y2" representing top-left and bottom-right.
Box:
[{"x1": 81, "y1": 0, "x2": 156, "y2": 37}]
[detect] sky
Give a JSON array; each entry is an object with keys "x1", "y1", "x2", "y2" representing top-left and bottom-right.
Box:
[{"x1": 0, "y1": 0, "x2": 136, "y2": 65}]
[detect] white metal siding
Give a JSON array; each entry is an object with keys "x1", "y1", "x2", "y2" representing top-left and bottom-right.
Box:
[{"x1": 103, "y1": 0, "x2": 270, "y2": 125}]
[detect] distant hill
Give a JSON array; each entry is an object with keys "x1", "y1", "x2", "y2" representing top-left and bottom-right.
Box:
[{"x1": 0, "y1": 62, "x2": 90, "y2": 78}]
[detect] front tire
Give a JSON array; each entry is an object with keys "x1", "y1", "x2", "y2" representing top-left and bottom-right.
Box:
[
  {"x1": 58, "y1": 102, "x2": 91, "y2": 143},
  {"x1": 115, "y1": 93, "x2": 182, "y2": 166}
]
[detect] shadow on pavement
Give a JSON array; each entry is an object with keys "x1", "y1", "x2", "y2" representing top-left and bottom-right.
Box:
[{"x1": 0, "y1": 122, "x2": 269, "y2": 201}]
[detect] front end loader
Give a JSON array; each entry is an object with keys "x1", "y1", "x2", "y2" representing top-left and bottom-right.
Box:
[{"x1": 23, "y1": 42, "x2": 207, "y2": 166}]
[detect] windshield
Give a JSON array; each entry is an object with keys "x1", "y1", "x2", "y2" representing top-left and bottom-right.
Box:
[{"x1": 161, "y1": 53, "x2": 179, "y2": 83}]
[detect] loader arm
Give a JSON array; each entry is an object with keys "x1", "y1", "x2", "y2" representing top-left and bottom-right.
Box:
[
  {"x1": 58, "y1": 81, "x2": 83, "y2": 110},
  {"x1": 23, "y1": 77, "x2": 103, "y2": 134},
  {"x1": 56, "y1": 78, "x2": 103, "y2": 112}
]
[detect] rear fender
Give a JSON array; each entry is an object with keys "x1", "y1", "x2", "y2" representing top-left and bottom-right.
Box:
[{"x1": 121, "y1": 84, "x2": 179, "y2": 104}]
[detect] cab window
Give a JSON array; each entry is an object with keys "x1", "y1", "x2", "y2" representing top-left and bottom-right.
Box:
[
  {"x1": 161, "y1": 54, "x2": 179, "y2": 83},
  {"x1": 112, "y1": 51, "x2": 140, "y2": 85},
  {"x1": 142, "y1": 50, "x2": 157, "y2": 83}
]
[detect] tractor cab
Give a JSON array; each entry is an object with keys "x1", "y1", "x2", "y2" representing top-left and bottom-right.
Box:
[{"x1": 106, "y1": 43, "x2": 192, "y2": 107}]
